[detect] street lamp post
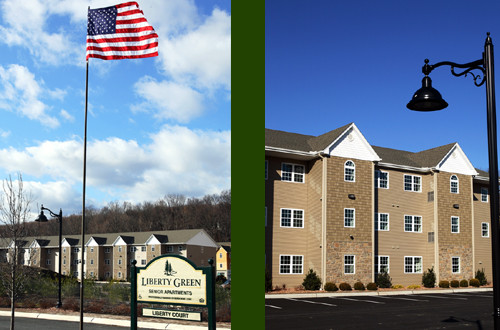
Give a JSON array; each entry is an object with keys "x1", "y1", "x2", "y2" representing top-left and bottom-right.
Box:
[
  {"x1": 407, "y1": 32, "x2": 500, "y2": 329},
  {"x1": 35, "y1": 205, "x2": 63, "y2": 308}
]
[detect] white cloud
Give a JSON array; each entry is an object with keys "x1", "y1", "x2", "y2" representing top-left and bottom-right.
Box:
[
  {"x1": 0, "y1": 64, "x2": 60, "y2": 127},
  {"x1": 133, "y1": 77, "x2": 204, "y2": 122},
  {"x1": 0, "y1": 125, "x2": 230, "y2": 210},
  {"x1": 60, "y1": 109, "x2": 74, "y2": 122},
  {"x1": 157, "y1": 8, "x2": 231, "y2": 91}
]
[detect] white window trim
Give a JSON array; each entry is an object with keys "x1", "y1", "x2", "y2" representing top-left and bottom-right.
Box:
[
  {"x1": 375, "y1": 170, "x2": 389, "y2": 189},
  {"x1": 404, "y1": 256, "x2": 423, "y2": 274},
  {"x1": 376, "y1": 255, "x2": 390, "y2": 273},
  {"x1": 279, "y1": 254, "x2": 304, "y2": 275},
  {"x1": 404, "y1": 215, "x2": 422, "y2": 233},
  {"x1": 451, "y1": 216, "x2": 460, "y2": 233},
  {"x1": 281, "y1": 162, "x2": 305, "y2": 183},
  {"x1": 482, "y1": 222, "x2": 490, "y2": 238},
  {"x1": 452, "y1": 257, "x2": 460, "y2": 273},
  {"x1": 280, "y1": 208, "x2": 305, "y2": 228},
  {"x1": 344, "y1": 208, "x2": 355, "y2": 228},
  {"x1": 450, "y1": 175, "x2": 459, "y2": 194},
  {"x1": 344, "y1": 255, "x2": 355, "y2": 274},
  {"x1": 404, "y1": 174, "x2": 422, "y2": 192},
  {"x1": 481, "y1": 187, "x2": 489, "y2": 202},
  {"x1": 376, "y1": 213, "x2": 389, "y2": 231},
  {"x1": 344, "y1": 160, "x2": 355, "y2": 182}
]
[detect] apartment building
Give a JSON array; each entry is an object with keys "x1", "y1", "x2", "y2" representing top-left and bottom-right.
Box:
[
  {"x1": 0, "y1": 229, "x2": 218, "y2": 281},
  {"x1": 265, "y1": 122, "x2": 493, "y2": 288}
]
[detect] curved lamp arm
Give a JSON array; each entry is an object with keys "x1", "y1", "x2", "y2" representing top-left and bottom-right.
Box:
[{"x1": 422, "y1": 58, "x2": 486, "y2": 87}]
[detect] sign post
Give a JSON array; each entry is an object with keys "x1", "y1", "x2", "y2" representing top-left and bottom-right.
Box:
[{"x1": 130, "y1": 255, "x2": 216, "y2": 330}]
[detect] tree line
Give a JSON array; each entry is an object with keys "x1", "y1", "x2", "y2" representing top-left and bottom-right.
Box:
[{"x1": 21, "y1": 189, "x2": 231, "y2": 243}]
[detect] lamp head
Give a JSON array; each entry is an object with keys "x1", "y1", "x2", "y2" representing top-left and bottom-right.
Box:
[
  {"x1": 407, "y1": 76, "x2": 448, "y2": 111},
  {"x1": 35, "y1": 209, "x2": 48, "y2": 223}
]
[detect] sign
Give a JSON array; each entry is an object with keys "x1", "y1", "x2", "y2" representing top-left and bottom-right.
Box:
[
  {"x1": 143, "y1": 307, "x2": 201, "y2": 321},
  {"x1": 136, "y1": 256, "x2": 207, "y2": 305}
]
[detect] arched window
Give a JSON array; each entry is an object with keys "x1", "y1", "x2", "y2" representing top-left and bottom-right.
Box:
[
  {"x1": 344, "y1": 160, "x2": 355, "y2": 182},
  {"x1": 450, "y1": 175, "x2": 459, "y2": 194}
]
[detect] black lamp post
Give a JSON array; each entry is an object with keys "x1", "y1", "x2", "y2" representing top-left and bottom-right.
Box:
[
  {"x1": 407, "y1": 32, "x2": 500, "y2": 329},
  {"x1": 35, "y1": 204, "x2": 63, "y2": 308}
]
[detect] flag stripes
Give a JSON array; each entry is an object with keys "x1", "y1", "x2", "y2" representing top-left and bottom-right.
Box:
[{"x1": 86, "y1": 1, "x2": 158, "y2": 60}]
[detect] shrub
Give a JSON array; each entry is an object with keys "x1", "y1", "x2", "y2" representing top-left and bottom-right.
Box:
[
  {"x1": 366, "y1": 282, "x2": 378, "y2": 291},
  {"x1": 460, "y1": 279, "x2": 468, "y2": 287},
  {"x1": 407, "y1": 284, "x2": 420, "y2": 289},
  {"x1": 339, "y1": 282, "x2": 352, "y2": 291},
  {"x1": 39, "y1": 298, "x2": 56, "y2": 309},
  {"x1": 216, "y1": 274, "x2": 227, "y2": 285},
  {"x1": 353, "y1": 282, "x2": 365, "y2": 291},
  {"x1": 470, "y1": 278, "x2": 480, "y2": 287},
  {"x1": 422, "y1": 267, "x2": 436, "y2": 288},
  {"x1": 376, "y1": 271, "x2": 392, "y2": 289},
  {"x1": 302, "y1": 269, "x2": 322, "y2": 291},
  {"x1": 392, "y1": 284, "x2": 404, "y2": 289},
  {"x1": 450, "y1": 280, "x2": 460, "y2": 288},
  {"x1": 438, "y1": 280, "x2": 450, "y2": 288},
  {"x1": 324, "y1": 282, "x2": 338, "y2": 292},
  {"x1": 475, "y1": 268, "x2": 487, "y2": 286}
]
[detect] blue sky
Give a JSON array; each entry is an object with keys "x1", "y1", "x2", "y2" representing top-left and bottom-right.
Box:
[
  {"x1": 266, "y1": 0, "x2": 500, "y2": 173},
  {"x1": 0, "y1": 0, "x2": 230, "y2": 216}
]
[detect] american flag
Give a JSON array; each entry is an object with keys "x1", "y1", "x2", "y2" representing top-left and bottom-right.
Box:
[{"x1": 86, "y1": 1, "x2": 158, "y2": 60}]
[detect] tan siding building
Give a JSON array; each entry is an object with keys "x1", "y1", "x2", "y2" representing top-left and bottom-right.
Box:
[{"x1": 266, "y1": 123, "x2": 493, "y2": 288}]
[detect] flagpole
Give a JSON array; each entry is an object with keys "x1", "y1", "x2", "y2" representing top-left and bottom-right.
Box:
[{"x1": 80, "y1": 57, "x2": 89, "y2": 330}]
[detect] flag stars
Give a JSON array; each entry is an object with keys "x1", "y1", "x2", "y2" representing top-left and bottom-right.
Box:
[{"x1": 87, "y1": 6, "x2": 117, "y2": 36}]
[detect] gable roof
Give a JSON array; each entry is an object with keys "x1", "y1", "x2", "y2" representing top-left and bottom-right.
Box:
[{"x1": 373, "y1": 143, "x2": 457, "y2": 169}]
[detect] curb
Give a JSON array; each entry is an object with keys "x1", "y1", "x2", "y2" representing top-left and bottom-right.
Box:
[
  {"x1": 265, "y1": 287, "x2": 493, "y2": 299},
  {"x1": 0, "y1": 311, "x2": 231, "y2": 329}
]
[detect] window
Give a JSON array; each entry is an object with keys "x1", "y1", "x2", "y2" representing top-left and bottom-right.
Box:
[
  {"x1": 344, "y1": 208, "x2": 355, "y2": 228},
  {"x1": 118, "y1": 259, "x2": 122, "y2": 265},
  {"x1": 482, "y1": 222, "x2": 490, "y2": 237},
  {"x1": 280, "y1": 208, "x2": 304, "y2": 228},
  {"x1": 376, "y1": 213, "x2": 389, "y2": 231},
  {"x1": 73, "y1": 248, "x2": 79, "y2": 253},
  {"x1": 142, "y1": 259, "x2": 146, "y2": 265},
  {"x1": 404, "y1": 175, "x2": 421, "y2": 192},
  {"x1": 90, "y1": 259, "x2": 94, "y2": 265},
  {"x1": 118, "y1": 246, "x2": 122, "y2": 253},
  {"x1": 451, "y1": 216, "x2": 460, "y2": 233},
  {"x1": 141, "y1": 246, "x2": 146, "y2": 252},
  {"x1": 375, "y1": 170, "x2": 389, "y2": 189},
  {"x1": 48, "y1": 250, "x2": 52, "y2": 254},
  {"x1": 105, "y1": 259, "x2": 110, "y2": 265},
  {"x1": 452, "y1": 257, "x2": 460, "y2": 273},
  {"x1": 404, "y1": 215, "x2": 422, "y2": 233},
  {"x1": 281, "y1": 163, "x2": 305, "y2": 183},
  {"x1": 151, "y1": 246, "x2": 155, "y2": 252},
  {"x1": 105, "y1": 247, "x2": 110, "y2": 253},
  {"x1": 279, "y1": 255, "x2": 303, "y2": 274},
  {"x1": 90, "y1": 247, "x2": 94, "y2": 253},
  {"x1": 344, "y1": 161, "x2": 355, "y2": 182},
  {"x1": 376, "y1": 256, "x2": 389, "y2": 273},
  {"x1": 46, "y1": 260, "x2": 51, "y2": 265},
  {"x1": 167, "y1": 246, "x2": 173, "y2": 253},
  {"x1": 265, "y1": 160, "x2": 268, "y2": 180},
  {"x1": 344, "y1": 255, "x2": 355, "y2": 274},
  {"x1": 450, "y1": 175, "x2": 459, "y2": 194},
  {"x1": 404, "y1": 256, "x2": 422, "y2": 273},
  {"x1": 118, "y1": 272, "x2": 122, "y2": 278},
  {"x1": 481, "y1": 187, "x2": 488, "y2": 202}
]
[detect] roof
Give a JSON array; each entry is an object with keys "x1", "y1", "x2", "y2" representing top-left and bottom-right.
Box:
[
  {"x1": 0, "y1": 229, "x2": 212, "y2": 249},
  {"x1": 372, "y1": 143, "x2": 457, "y2": 168},
  {"x1": 265, "y1": 123, "x2": 352, "y2": 152}
]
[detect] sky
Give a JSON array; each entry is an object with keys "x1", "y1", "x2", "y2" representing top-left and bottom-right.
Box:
[
  {"x1": 265, "y1": 0, "x2": 500, "y2": 173},
  {"x1": 0, "y1": 0, "x2": 231, "y2": 216}
]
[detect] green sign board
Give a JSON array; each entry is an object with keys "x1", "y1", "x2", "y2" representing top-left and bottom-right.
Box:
[{"x1": 130, "y1": 255, "x2": 216, "y2": 330}]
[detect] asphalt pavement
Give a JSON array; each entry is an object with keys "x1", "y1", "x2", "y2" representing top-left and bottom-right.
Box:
[{"x1": 266, "y1": 288, "x2": 494, "y2": 329}]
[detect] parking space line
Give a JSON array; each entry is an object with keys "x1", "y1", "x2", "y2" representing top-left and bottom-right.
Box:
[
  {"x1": 266, "y1": 304, "x2": 283, "y2": 309},
  {"x1": 447, "y1": 293, "x2": 492, "y2": 298},
  {"x1": 377, "y1": 296, "x2": 428, "y2": 302},
  {"x1": 417, "y1": 294, "x2": 467, "y2": 300},
  {"x1": 335, "y1": 297, "x2": 385, "y2": 304},
  {"x1": 285, "y1": 298, "x2": 337, "y2": 306}
]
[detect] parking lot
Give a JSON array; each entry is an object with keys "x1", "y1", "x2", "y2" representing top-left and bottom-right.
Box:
[{"x1": 266, "y1": 291, "x2": 494, "y2": 329}]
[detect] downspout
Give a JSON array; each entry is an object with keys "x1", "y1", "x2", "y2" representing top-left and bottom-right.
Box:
[
  {"x1": 317, "y1": 152, "x2": 328, "y2": 289},
  {"x1": 432, "y1": 169, "x2": 439, "y2": 284}
]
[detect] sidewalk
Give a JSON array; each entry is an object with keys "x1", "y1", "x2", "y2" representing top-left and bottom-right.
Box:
[
  {"x1": 0, "y1": 310, "x2": 231, "y2": 329},
  {"x1": 265, "y1": 287, "x2": 493, "y2": 299}
]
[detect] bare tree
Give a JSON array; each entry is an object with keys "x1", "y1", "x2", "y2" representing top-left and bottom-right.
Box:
[{"x1": 0, "y1": 173, "x2": 33, "y2": 330}]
